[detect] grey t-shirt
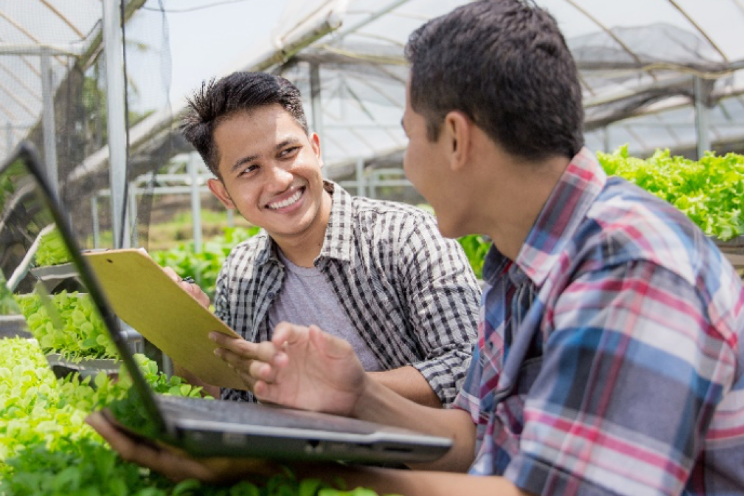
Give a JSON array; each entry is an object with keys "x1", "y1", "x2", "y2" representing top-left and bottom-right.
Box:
[{"x1": 268, "y1": 250, "x2": 382, "y2": 371}]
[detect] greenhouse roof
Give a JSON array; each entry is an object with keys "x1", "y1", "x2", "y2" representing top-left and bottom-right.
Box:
[
  {"x1": 0, "y1": 0, "x2": 104, "y2": 154},
  {"x1": 272, "y1": 0, "x2": 744, "y2": 176},
  {"x1": 2, "y1": 1, "x2": 743, "y2": 183}
]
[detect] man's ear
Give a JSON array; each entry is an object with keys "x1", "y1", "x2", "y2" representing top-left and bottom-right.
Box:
[
  {"x1": 443, "y1": 111, "x2": 471, "y2": 171},
  {"x1": 310, "y1": 132, "x2": 324, "y2": 169},
  {"x1": 208, "y1": 178, "x2": 236, "y2": 209}
]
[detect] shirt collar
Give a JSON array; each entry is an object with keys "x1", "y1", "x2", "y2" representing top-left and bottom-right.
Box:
[
  {"x1": 516, "y1": 146, "x2": 606, "y2": 286},
  {"x1": 318, "y1": 180, "x2": 354, "y2": 262},
  {"x1": 254, "y1": 180, "x2": 353, "y2": 266},
  {"x1": 482, "y1": 147, "x2": 606, "y2": 287}
]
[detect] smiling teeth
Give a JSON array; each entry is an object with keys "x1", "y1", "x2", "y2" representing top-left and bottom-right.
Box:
[{"x1": 268, "y1": 190, "x2": 302, "y2": 210}]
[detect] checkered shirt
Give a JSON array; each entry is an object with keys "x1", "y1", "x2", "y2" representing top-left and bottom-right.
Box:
[
  {"x1": 453, "y1": 147, "x2": 744, "y2": 495},
  {"x1": 215, "y1": 182, "x2": 480, "y2": 406}
]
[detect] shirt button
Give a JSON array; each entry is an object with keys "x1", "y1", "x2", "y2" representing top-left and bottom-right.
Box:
[{"x1": 267, "y1": 292, "x2": 276, "y2": 299}]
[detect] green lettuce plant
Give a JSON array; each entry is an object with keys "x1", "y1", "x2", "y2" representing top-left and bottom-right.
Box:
[
  {"x1": 152, "y1": 226, "x2": 260, "y2": 299},
  {"x1": 15, "y1": 291, "x2": 117, "y2": 361},
  {"x1": 457, "y1": 235, "x2": 490, "y2": 280},
  {"x1": 598, "y1": 146, "x2": 744, "y2": 241},
  {"x1": 35, "y1": 228, "x2": 72, "y2": 267},
  {"x1": 0, "y1": 339, "x2": 390, "y2": 495},
  {"x1": 452, "y1": 148, "x2": 744, "y2": 281}
]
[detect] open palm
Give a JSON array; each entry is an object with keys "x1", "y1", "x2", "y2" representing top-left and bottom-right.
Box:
[{"x1": 252, "y1": 323, "x2": 368, "y2": 417}]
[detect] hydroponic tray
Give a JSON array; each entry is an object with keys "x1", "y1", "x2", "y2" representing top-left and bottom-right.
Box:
[
  {"x1": 714, "y1": 235, "x2": 744, "y2": 250},
  {"x1": 29, "y1": 263, "x2": 83, "y2": 292},
  {"x1": 45, "y1": 353, "x2": 120, "y2": 383},
  {"x1": 30, "y1": 263, "x2": 78, "y2": 279},
  {"x1": 0, "y1": 315, "x2": 31, "y2": 339}
]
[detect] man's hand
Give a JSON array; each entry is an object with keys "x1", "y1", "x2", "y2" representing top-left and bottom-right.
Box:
[
  {"x1": 85, "y1": 411, "x2": 279, "y2": 484},
  {"x1": 210, "y1": 322, "x2": 367, "y2": 416},
  {"x1": 162, "y1": 266, "x2": 210, "y2": 309}
]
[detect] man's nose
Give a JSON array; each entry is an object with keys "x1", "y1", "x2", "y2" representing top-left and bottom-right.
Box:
[{"x1": 267, "y1": 163, "x2": 293, "y2": 189}]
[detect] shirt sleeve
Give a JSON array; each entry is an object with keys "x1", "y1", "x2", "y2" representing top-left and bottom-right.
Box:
[
  {"x1": 398, "y1": 213, "x2": 481, "y2": 406},
  {"x1": 504, "y1": 260, "x2": 738, "y2": 496},
  {"x1": 213, "y1": 248, "x2": 258, "y2": 403},
  {"x1": 213, "y1": 256, "x2": 230, "y2": 325},
  {"x1": 452, "y1": 345, "x2": 484, "y2": 420}
]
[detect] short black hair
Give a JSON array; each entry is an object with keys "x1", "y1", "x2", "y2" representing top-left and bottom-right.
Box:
[
  {"x1": 181, "y1": 72, "x2": 308, "y2": 176},
  {"x1": 405, "y1": 0, "x2": 584, "y2": 160}
]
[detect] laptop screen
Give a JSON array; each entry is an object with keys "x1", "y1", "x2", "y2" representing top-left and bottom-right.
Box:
[{"x1": 0, "y1": 143, "x2": 167, "y2": 433}]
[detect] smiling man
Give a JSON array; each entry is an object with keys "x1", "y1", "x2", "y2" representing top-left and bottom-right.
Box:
[
  {"x1": 176, "y1": 71, "x2": 480, "y2": 408},
  {"x1": 89, "y1": 1, "x2": 744, "y2": 494}
]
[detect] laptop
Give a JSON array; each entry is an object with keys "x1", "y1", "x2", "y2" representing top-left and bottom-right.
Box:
[{"x1": 0, "y1": 141, "x2": 452, "y2": 463}]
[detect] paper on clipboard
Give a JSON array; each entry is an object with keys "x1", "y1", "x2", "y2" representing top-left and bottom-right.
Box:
[{"x1": 84, "y1": 248, "x2": 244, "y2": 390}]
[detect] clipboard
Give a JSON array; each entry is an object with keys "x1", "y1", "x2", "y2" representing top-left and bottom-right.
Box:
[{"x1": 84, "y1": 248, "x2": 244, "y2": 390}]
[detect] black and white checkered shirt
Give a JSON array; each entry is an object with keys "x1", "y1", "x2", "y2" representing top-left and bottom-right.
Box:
[{"x1": 215, "y1": 182, "x2": 480, "y2": 406}]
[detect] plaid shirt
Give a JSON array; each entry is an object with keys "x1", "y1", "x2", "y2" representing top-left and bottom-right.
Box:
[
  {"x1": 215, "y1": 182, "x2": 480, "y2": 406},
  {"x1": 454, "y1": 148, "x2": 744, "y2": 495}
]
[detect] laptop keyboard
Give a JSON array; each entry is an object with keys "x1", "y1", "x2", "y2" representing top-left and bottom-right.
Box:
[{"x1": 156, "y1": 395, "x2": 378, "y2": 434}]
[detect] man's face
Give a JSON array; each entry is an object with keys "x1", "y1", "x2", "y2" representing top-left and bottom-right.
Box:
[
  {"x1": 208, "y1": 105, "x2": 327, "y2": 242},
  {"x1": 401, "y1": 80, "x2": 455, "y2": 236}
]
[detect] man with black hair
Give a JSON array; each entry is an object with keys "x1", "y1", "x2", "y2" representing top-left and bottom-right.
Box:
[
  {"x1": 171, "y1": 71, "x2": 480, "y2": 408},
  {"x1": 89, "y1": 1, "x2": 744, "y2": 494}
]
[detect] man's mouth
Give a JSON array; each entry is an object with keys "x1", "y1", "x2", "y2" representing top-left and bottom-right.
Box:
[{"x1": 266, "y1": 188, "x2": 303, "y2": 210}]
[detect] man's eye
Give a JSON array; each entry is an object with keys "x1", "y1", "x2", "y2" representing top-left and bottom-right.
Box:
[
  {"x1": 240, "y1": 165, "x2": 258, "y2": 175},
  {"x1": 280, "y1": 146, "x2": 300, "y2": 157}
]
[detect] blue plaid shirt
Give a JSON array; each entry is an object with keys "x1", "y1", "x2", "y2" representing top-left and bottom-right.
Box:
[{"x1": 454, "y1": 148, "x2": 744, "y2": 496}]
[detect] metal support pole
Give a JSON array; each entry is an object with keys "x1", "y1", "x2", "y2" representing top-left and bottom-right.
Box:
[
  {"x1": 5, "y1": 122, "x2": 12, "y2": 159},
  {"x1": 102, "y1": 0, "x2": 129, "y2": 248},
  {"x1": 40, "y1": 49, "x2": 59, "y2": 196},
  {"x1": 355, "y1": 157, "x2": 366, "y2": 197},
  {"x1": 227, "y1": 209, "x2": 235, "y2": 228},
  {"x1": 603, "y1": 126, "x2": 611, "y2": 153},
  {"x1": 310, "y1": 63, "x2": 324, "y2": 168},
  {"x1": 91, "y1": 196, "x2": 100, "y2": 248},
  {"x1": 189, "y1": 153, "x2": 203, "y2": 253},
  {"x1": 369, "y1": 171, "x2": 376, "y2": 199},
  {"x1": 128, "y1": 184, "x2": 138, "y2": 247},
  {"x1": 694, "y1": 76, "x2": 711, "y2": 160}
]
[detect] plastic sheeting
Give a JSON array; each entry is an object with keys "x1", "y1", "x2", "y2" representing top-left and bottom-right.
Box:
[{"x1": 275, "y1": 0, "x2": 744, "y2": 172}]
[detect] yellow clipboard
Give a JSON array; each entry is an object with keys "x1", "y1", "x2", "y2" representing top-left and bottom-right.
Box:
[{"x1": 84, "y1": 249, "x2": 244, "y2": 390}]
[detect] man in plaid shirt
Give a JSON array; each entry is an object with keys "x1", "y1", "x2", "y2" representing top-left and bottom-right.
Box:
[
  {"x1": 89, "y1": 0, "x2": 744, "y2": 494},
  {"x1": 173, "y1": 71, "x2": 480, "y2": 408}
]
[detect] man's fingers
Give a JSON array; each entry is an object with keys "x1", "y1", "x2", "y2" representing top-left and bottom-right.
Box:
[
  {"x1": 309, "y1": 325, "x2": 353, "y2": 359},
  {"x1": 211, "y1": 338, "x2": 282, "y2": 391},
  {"x1": 235, "y1": 369, "x2": 259, "y2": 391},
  {"x1": 161, "y1": 266, "x2": 211, "y2": 308},
  {"x1": 184, "y1": 284, "x2": 209, "y2": 306},
  {"x1": 248, "y1": 359, "x2": 278, "y2": 383},
  {"x1": 162, "y1": 266, "x2": 181, "y2": 282},
  {"x1": 211, "y1": 332, "x2": 258, "y2": 356},
  {"x1": 86, "y1": 412, "x2": 163, "y2": 464},
  {"x1": 211, "y1": 333, "x2": 280, "y2": 363},
  {"x1": 271, "y1": 321, "x2": 308, "y2": 346}
]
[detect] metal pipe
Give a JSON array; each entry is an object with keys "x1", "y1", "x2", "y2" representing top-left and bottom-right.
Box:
[
  {"x1": 91, "y1": 195, "x2": 100, "y2": 249},
  {"x1": 694, "y1": 76, "x2": 711, "y2": 159},
  {"x1": 603, "y1": 126, "x2": 611, "y2": 153},
  {"x1": 189, "y1": 153, "x2": 203, "y2": 253},
  {"x1": 128, "y1": 183, "x2": 138, "y2": 247},
  {"x1": 0, "y1": 43, "x2": 81, "y2": 56},
  {"x1": 355, "y1": 157, "x2": 365, "y2": 197},
  {"x1": 102, "y1": 0, "x2": 129, "y2": 248},
  {"x1": 40, "y1": 49, "x2": 58, "y2": 196},
  {"x1": 5, "y1": 121, "x2": 12, "y2": 159},
  {"x1": 310, "y1": 63, "x2": 325, "y2": 165}
]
